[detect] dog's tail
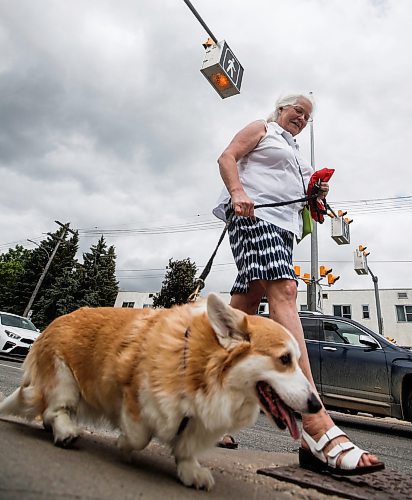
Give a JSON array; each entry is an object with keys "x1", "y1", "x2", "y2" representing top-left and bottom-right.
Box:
[{"x1": 0, "y1": 355, "x2": 44, "y2": 420}]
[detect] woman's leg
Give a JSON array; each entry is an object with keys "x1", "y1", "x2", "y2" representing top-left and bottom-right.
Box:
[
  {"x1": 261, "y1": 278, "x2": 381, "y2": 468},
  {"x1": 229, "y1": 280, "x2": 265, "y2": 314}
]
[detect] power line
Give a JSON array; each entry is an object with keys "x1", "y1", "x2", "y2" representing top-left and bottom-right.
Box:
[
  {"x1": 114, "y1": 260, "x2": 412, "y2": 280},
  {"x1": 1, "y1": 195, "x2": 411, "y2": 250}
]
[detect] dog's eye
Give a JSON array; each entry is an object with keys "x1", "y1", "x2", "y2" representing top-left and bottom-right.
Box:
[{"x1": 279, "y1": 353, "x2": 291, "y2": 365}]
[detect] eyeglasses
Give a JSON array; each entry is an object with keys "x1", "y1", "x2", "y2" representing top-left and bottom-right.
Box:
[{"x1": 288, "y1": 105, "x2": 311, "y2": 122}]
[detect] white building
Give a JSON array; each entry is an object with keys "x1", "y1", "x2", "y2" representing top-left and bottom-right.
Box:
[{"x1": 114, "y1": 288, "x2": 412, "y2": 346}]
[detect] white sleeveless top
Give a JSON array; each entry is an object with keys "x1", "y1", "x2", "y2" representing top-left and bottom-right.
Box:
[{"x1": 212, "y1": 121, "x2": 314, "y2": 238}]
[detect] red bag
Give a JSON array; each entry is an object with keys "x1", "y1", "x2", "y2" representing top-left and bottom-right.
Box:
[{"x1": 307, "y1": 168, "x2": 335, "y2": 223}]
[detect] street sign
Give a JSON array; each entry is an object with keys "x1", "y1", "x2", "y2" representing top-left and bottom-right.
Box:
[{"x1": 200, "y1": 40, "x2": 244, "y2": 98}]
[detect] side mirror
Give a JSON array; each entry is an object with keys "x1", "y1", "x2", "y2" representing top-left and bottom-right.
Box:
[{"x1": 359, "y1": 335, "x2": 379, "y2": 349}]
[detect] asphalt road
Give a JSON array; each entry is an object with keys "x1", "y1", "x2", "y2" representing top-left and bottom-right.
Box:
[{"x1": 1, "y1": 356, "x2": 412, "y2": 496}]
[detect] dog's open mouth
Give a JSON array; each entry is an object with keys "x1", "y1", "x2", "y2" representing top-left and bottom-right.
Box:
[{"x1": 256, "y1": 381, "x2": 300, "y2": 440}]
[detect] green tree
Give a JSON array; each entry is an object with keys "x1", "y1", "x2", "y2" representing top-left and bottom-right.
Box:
[
  {"x1": 78, "y1": 236, "x2": 119, "y2": 308},
  {"x1": 0, "y1": 231, "x2": 119, "y2": 329},
  {"x1": 0, "y1": 245, "x2": 31, "y2": 312},
  {"x1": 152, "y1": 258, "x2": 197, "y2": 308},
  {"x1": 28, "y1": 230, "x2": 80, "y2": 328}
]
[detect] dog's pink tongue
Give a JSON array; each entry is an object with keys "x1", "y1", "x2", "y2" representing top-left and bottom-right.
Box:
[{"x1": 279, "y1": 402, "x2": 300, "y2": 440}]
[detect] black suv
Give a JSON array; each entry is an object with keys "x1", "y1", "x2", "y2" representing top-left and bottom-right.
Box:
[{"x1": 298, "y1": 312, "x2": 412, "y2": 422}]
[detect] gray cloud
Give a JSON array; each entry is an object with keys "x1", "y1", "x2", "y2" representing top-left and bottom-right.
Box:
[{"x1": 1, "y1": 0, "x2": 411, "y2": 294}]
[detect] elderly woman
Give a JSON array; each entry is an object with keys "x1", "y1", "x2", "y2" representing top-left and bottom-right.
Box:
[{"x1": 213, "y1": 93, "x2": 384, "y2": 475}]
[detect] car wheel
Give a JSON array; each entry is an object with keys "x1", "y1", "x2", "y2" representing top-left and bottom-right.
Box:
[{"x1": 406, "y1": 388, "x2": 412, "y2": 422}]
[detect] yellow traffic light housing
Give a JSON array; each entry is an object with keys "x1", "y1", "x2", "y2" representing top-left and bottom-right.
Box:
[
  {"x1": 327, "y1": 273, "x2": 340, "y2": 285},
  {"x1": 320, "y1": 266, "x2": 332, "y2": 277},
  {"x1": 294, "y1": 265, "x2": 301, "y2": 277},
  {"x1": 302, "y1": 273, "x2": 311, "y2": 284},
  {"x1": 358, "y1": 244, "x2": 370, "y2": 257}
]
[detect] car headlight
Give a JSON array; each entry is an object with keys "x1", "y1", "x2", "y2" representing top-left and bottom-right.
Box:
[{"x1": 5, "y1": 329, "x2": 21, "y2": 340}]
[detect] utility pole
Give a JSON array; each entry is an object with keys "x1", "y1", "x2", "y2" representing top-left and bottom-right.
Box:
[
  {"x1": 368, "y1": 265, "x2": 384, "y2": 336},
  {"x1": 307, "y1": 95, "x2": 319, "y2": 312},
  {"x1": 23, "y1": 221, "x2": 76, "y2": 317}
]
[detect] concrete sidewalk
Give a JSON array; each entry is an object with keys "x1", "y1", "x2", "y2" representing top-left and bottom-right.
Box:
[
  {"x1": 0, "y1": 417, "x2": 338, "y2": 499},
  {"x1": 144, "y1": 440, "x2": 336, "y2": 499}
]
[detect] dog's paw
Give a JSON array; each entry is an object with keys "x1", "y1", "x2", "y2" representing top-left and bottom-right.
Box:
[
  {"x1": 54, "y1": 430, "x2": 80, "y2": 448},
  {"x1": 177, "y1": 460, "x2": 215, "y2": 491},
  {"x1": 117, "y1": 434, "x2": 133, "y2": 462},
  {"x1": 55, "y1": 434, "x2": 79, "y2": 448}
]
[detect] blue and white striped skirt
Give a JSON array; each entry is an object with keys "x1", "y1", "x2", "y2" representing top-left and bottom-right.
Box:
[{"x1": 227, "y1": 213, "x2": 297, "y2": 295}]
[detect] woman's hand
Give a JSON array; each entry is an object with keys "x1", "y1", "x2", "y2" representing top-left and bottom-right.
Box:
[
  {"x1": 317, "y1": 181, "x2": 329, "y2": 199},
  {"x1": 231, "y1": 190, "x2": 255, "y2": 219}
]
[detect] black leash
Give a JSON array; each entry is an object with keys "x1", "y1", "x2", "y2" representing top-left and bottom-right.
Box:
[{"x1": 187, "y1": 193, "x2": 317, "y2": 302}]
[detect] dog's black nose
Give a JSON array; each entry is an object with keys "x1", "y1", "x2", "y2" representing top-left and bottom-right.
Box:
[{"x1": 307, "y1": 393, "x2": 322, "y2": 414}]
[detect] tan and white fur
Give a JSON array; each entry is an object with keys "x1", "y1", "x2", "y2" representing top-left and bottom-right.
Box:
[{"x1": 0, "y1": 293, "x2": 320, "y2": 490}]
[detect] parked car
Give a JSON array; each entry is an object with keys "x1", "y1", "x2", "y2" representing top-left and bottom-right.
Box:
[
  {"x1": 0, "y1": 311, "x2": 40, "y2": 359},
  {"x1": 262, "y1": 311, "x2": 412, "y2": 422}
]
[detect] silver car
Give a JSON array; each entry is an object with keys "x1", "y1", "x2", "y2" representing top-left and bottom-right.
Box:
[{"x1": 0, "y1": 312, "x2": 40, "y2": 359}]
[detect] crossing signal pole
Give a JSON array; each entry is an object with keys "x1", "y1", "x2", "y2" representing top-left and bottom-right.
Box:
[
  {"x1": 308, "y1": 96, "x2": 319, "y2": 311},
  {"x1": 354, "y1": 244, "x2": 383, "y2": 336},
  {"x1": 23, "y1": 221, "x2": 76, "y2": 317}
]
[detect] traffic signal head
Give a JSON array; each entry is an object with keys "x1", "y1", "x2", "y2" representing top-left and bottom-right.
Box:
[
  {"x1": 338, "y1": 210, "x2": 348, "y2": 217},
  {"x1": 320, "y1": 265, "x2": 332, "y2": 277},
  {"x1": 327, "y1": 273, "x2": 340, "y2": 285},
  {"x1": 302, "y1": 273, "x2": 311, "y2": 284},
  {"x1": 293, "y1": 265, "x2": 301, "y2": 277},
  {"x1": 359, "y1": 244, "x2": 367, "y2": 252}
]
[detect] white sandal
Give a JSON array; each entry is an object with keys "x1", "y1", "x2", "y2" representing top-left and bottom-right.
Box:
[{"x1": 299, "y1": 425, "x2": 385, "y2": 476}]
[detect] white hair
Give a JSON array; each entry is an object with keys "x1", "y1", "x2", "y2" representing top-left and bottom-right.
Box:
[{"x1": 266, "y1": 93, "x2": 315, "y2": 123}]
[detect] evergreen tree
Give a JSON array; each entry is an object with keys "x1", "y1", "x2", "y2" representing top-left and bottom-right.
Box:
[
  {"x1": 77, "y1": 236, "x2": 119, "y2": 308},
  {"x1": 29, "y1": 231, "x2": 80, "y2": 328},
  {"x1": 152, "y1": 258, "x2": 197, "y2": 308},
  {"x1": 0, "y1": 231, "x2": 119, "y2": 329}
]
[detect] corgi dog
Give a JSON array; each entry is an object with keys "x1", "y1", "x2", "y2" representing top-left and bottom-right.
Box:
[{"x1": 0, "y1": 293, "x2": 321, "y2": 490}]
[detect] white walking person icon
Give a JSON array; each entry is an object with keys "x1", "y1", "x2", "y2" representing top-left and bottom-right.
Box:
[{"x1": 226, "y1": 58, "x2": 236, "y2": 78}]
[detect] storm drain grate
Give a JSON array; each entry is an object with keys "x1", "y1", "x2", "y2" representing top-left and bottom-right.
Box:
[{"x1": 257, "y1": 465, "x2": 412, "y2": 499}]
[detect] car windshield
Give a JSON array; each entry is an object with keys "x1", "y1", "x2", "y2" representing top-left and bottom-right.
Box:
[{"x1": 0, "y1": 313, "x2": 37, "y2": 331}]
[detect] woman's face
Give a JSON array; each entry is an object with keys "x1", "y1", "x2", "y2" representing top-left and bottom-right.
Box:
[{"x1": 276, "y1": 98, "x2": 312, "y2": 136}]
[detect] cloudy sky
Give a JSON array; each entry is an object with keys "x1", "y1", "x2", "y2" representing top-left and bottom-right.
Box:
[{"x1": 1, "y1": 0, "x2": 411, "y2": 296}]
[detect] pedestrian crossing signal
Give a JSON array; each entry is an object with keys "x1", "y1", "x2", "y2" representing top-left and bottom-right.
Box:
[{"x1": 200, "y1": 40, "x2": 244, "y2": 99}]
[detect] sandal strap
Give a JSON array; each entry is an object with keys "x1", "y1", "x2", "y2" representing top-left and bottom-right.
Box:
[
  {"x1": 340, "y1": 446, "x2": 367, "y2": 470},
  {"x1": 302, "y1": 425, "x2": 348, "y2": 453},
  {"x1": 327, "y1": 441, "x2": 356, "y2": 468}
]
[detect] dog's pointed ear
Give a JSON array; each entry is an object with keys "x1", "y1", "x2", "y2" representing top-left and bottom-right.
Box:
[{"x1": 207, "y1": 293, "x2": 249, "y2": 349}]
